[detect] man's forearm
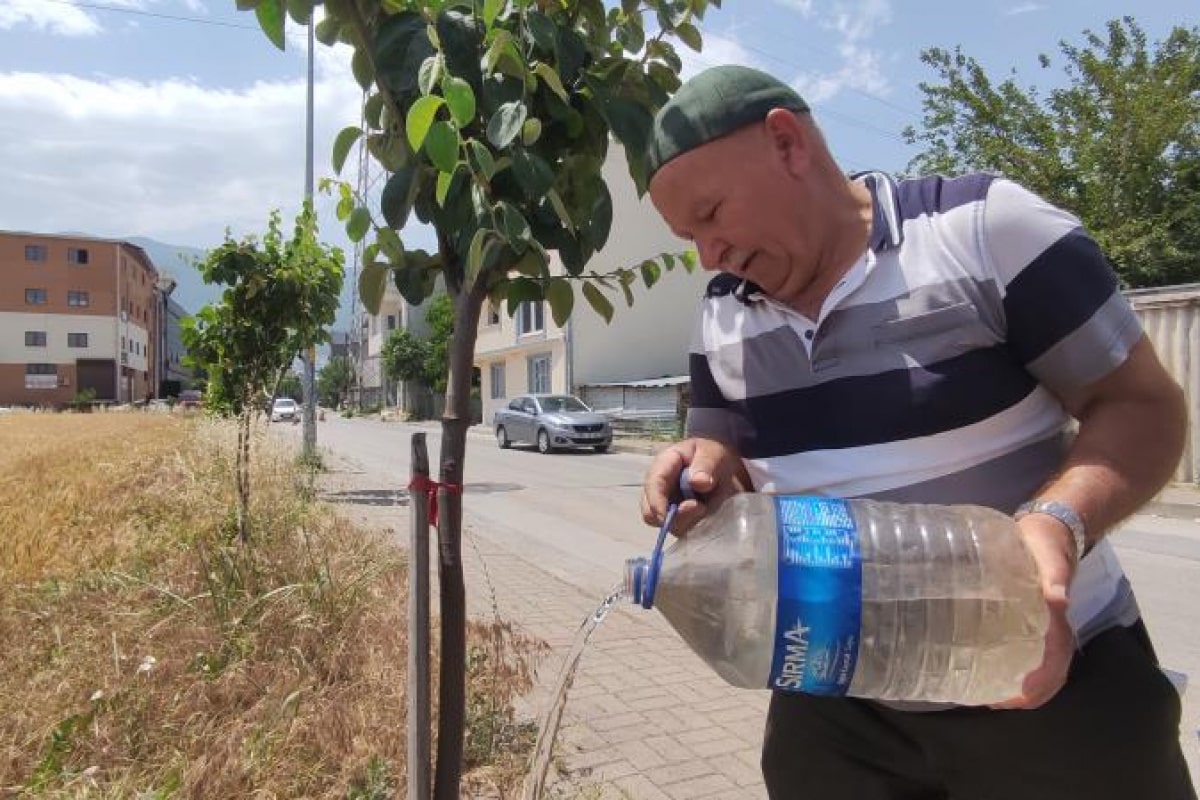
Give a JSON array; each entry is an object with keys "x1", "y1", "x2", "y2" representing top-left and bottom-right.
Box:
[{"x1": 1038, "y1": 381, "x2": 1187, "y2": 547}]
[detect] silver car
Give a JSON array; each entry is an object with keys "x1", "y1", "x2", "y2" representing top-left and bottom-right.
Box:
[{"x1": 494, "y1": 394, "x2": 612, "y2": 454}]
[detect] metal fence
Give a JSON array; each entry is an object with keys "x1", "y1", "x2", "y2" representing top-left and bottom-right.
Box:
[{"x1": 1127, "y1": 284, "x2": 1200, "y2": 485}]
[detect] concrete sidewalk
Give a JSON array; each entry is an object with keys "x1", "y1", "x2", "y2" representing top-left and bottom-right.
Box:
[{"x1": 327, "y1": 418, "x2": 1200, "y2": 798}]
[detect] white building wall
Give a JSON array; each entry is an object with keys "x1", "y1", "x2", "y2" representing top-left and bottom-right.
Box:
[
  {"x1": 0, "y1": 312, "x2": 117, "y2": 363},
  {"x1": 567, "y1": 147, "x2": 710, "y2": 386}
]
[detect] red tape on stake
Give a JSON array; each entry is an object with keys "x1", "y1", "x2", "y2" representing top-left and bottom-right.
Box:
[{"x1": 407, "y1": 476, "x2": 462, "y2": 527}]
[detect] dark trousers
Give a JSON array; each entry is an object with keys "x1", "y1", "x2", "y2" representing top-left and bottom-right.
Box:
[{"x1": 762, "y1": 621, "x2": 1195, "y2": 799}]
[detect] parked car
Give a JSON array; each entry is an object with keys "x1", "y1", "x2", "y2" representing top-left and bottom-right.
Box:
[
  {"x1": 270, "y1": 397, "x2": 300, "y2": 423},
  {"x1": 494, "y1": 394, "x2": 612, "y2": 454},
  {"x1": 176, "y1": 389, "x2": 203, "y2": 411}
]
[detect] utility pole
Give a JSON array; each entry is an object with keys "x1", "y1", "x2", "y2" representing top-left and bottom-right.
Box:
[{"x1": 301, "y1": 12, "x2": 318, "y2": 456}]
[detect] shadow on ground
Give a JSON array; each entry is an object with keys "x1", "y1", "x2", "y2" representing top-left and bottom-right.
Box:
[{"x1": 320, "y1": 482, "x2": 526, "y2": 507}]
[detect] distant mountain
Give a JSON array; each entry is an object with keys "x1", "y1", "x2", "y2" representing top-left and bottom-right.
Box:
[
  {"x1": 126, "y1": 236, "x2": 355, "y2": 343},
  {"x1": 125, "y1": 236, "x2": 220, "y2": 316}
]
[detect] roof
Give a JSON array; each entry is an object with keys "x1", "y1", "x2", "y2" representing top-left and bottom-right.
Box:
[{"x1": 580, "y1": 376, "x2": 690, "y2": 388}]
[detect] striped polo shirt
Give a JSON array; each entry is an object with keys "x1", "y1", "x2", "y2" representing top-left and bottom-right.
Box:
[{"x1": 686, "y1": 172, "x2": 1144, "y2": 645}]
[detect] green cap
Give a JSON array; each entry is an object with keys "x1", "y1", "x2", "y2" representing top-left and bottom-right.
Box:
[{"x1": 647, "y1": 65, "x2": 809, "y2": 180}]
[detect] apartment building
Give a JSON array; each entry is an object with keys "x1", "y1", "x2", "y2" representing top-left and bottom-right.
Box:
[{"x1": 0, "y1": 231, "x2": 161, "y2": 406}]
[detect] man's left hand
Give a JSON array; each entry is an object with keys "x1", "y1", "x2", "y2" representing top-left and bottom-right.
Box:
[{"x1": 990, "y1": 515, "x2": 1079, "y2": 709}]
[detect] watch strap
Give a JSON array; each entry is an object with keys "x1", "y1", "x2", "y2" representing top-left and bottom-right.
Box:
[{"x1": 1015, "y1": 499, "x2": 1088, "y2": 559}]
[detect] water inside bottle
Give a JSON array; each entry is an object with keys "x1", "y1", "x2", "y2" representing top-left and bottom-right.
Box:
[{"x1": 522, "y1": 583, "x2": 623, "y2": 800}]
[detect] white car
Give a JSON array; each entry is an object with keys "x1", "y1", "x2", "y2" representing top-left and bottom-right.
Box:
[{"x1": 270, "y1": 397, "x2": 299, "y2": 423}]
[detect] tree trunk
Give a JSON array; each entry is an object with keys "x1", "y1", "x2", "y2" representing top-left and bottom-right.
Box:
[{"x1": 432, "y1": 281, "x2": 485, "y2": 800}]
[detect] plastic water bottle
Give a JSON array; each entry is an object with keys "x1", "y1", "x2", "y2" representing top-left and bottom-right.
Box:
[{"x1": 626, "y1": 493, "x2": 1049, "y2": 705}]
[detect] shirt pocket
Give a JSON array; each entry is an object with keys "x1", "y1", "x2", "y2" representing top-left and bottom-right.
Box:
[{"x1": 872, "y1": 301, "x2": 991, "y2": 361}]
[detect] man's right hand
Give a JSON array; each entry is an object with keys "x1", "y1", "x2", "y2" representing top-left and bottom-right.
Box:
[{"x1": 640, "y1": 438, "x2": 748, "y2": 536}]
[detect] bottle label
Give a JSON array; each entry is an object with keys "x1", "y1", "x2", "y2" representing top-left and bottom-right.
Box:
[{"x1": 769, "y1": 496, "x2": 862, "y2": 695}]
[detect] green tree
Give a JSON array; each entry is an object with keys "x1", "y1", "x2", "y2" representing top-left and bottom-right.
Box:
[
  {"x1": 316, "y1": 356, "x2": 355, "y2": 407},
  {"x1": 422, "y1": 293, "x2": 454, "y2": 393},
  {"x1": 183, "y1": 203, "x2": 344, "y2": 542},
  {"x1": 277, "y1": 370, "x2": 303, "y2": 400},
  {"x1": 241, "y1": 1, "x2": 707, "y2": 791},
  {"x1": 904, "y1": 17, "x2": 1200, "y2": 287},
  {"x1": 381, "y1": 327, "x2": 431, "y2": 386}
]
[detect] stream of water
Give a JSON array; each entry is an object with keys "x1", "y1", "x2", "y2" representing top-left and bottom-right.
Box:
[{"x1": 521, "y1": 583, "x2": 625, "y2": 800}]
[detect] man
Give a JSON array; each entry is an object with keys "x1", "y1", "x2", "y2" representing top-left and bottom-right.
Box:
[{"x1": 639, "y1": 65, "x2": 1194, "y2": 800}]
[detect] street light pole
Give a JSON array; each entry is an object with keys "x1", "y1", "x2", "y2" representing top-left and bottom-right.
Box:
[{"x1": 301, "y1": 11, "x2": 318, "y2": 457}]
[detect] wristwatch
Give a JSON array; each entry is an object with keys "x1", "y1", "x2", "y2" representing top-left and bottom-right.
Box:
[{"x1": 1015, "y1": 499, "x2": 1088, "y2": 560}]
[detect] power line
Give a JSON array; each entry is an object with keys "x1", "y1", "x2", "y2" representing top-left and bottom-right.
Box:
[{"x1": 41, "y1": 0, "x2": 259, "y2": 32}]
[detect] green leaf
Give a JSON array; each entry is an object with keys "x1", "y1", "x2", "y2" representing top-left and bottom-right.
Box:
[
  {"x1": 675, "y1": 22, "x2": 702, "y2": 52},
  {"x1": 533, "y1": 62, "x2": 568, "y2": 101},
  {"x1": 640, "y1": 259, "x2": 661, "y2": 288},
  {"x1": 648, "y1": 62, "x2": 682, "y2": 94},
  {"x1": 467, "y1": 228, "x2": 499, "y2": 282},
  {"x1": 506, "y1": 277, "x2": 544, "y2": 315},
  {"x1": 512, "y1": 247, "x2": 548, "y2": 278},
  {"x1": 366, "y1": 132, "x2": 410, "y2": 172},
  {"x1": 418, "y1": 55, "x2": 443, "y2": 95},
  {"x1": 351, "y1": 48, "x2": 374, "y2": 91},
  {"x1": 332, "y1": 126, "x2": 362, "y2": 175},
  {"x1": 374, "y1": 12, "x2": 435, "y2": 104},
  {"x1": 545, "y1": 277, "x2": 574, "y2": 327},
  {"x1": 406, "y1": 95, "x2": 445, "y2": 151},
  {"x1": 364, "y1": 93, "x2": 385, "y2": 129},
  {"x1": 483, "y1": 0, "x2": 505, "y2": 29},
  {"x1": 526, "y1": 11, "x2": 556, "y2": 53},
  {"x1": 424, "y1": 121, "x2": 460, "y2": 173},
  {"x1": 521, "y1": 117, "x2": 542, "y2": 145},
  {"x1": 618, "y1": 270, "x2": 636, "y2": 306},
  {"x1": 586, "y1": 181, "x2": 613, "y2": 249},
  {"x1": 468, "y1": 139, "x2": 497, "y2": 180},
  {"x1": 255, "y1": 0, "x2": 286, "y2": 50},
  {"x1": 483, "y1": 30, "x2": 525, "y2": 78},
  {"x1": 346, "y1": 207, "x2": 371, "y2": 243},
  {"x1": 377, "y1": 227, "x2": 405, "y2": 261},
  {"x1": 436, "y1": 9, "x2": 484, "y2": 93},
  {"x1": 511, "y1": 148, "x2": 554, "y2": 199},
  {"x1": 359, "y1": 261, "x2": 390, "y2": 315},
  {"x1": 547, "y1": 188, "x2": 574, "y2": 232},
  {"x1": 285, "y1": 0, "x2": 312, "y2": 25},
  {"x1": 680, "y1": 250, "x2": 699, "y2": 272},
  {"x1": 315, "y1": 16, "x2": 340, "y2": 46},
  {"x1": 436, "y1": 166, "x2": 461, "y2": 207},
  {"x1": 582, "y1": 282, "x2": 614, "y2": 324},
  {"x1": 486, "y1": 101, "x2": 527, "y2": 149},
  {"x1": 444, "y1": 77, "x2": 477, "y2": 128},
  {"x1": 495, "y1": 202, "x2": 531, "y2": 247},
  {"x1": 380, "y1": 165, "x2": 419, "y2": 229}
]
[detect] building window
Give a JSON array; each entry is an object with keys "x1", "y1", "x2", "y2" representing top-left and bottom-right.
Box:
[
  {"x1": 25, "y1": 288, "x2": 47, "y2": 305},
  {"x1": 25, "y1": 331, "x2": 47, "y2": 347},
  {"x1": 67, "y1": 290, "x2": 90, "y2": 307},
  {"x1": 25, "y1": 245, "x2": 47, "y2": 262},
  {"x1": 527, "y1": 353, "x2": 551, "y2": 394},
  {"x1": 486, "y1": 303, "x2": 501, "y2": 326},
  {"x1": 67, "y1": 247, "x2": 89, "y2": 265},
  {"x1": 25, "y1": 363, "x2": 57, "y2": 390},
  {"x1": 489, "y1": 363, "x2": 506, "y2": 399},
  {"x1": 68, "y1": 333, "x2": 89, "y2": 348},
  {"x1": 387, "y1": 314, "x2": 397, "y2": 331},
  {"x1": 516, "y1": 301, "x2": 545, "y2": 335}
]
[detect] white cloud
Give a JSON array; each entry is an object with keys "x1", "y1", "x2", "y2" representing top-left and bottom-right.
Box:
[
  {"x1": 0, "y1": 38, "x2": 364, "y2": 249},
  {"x1": 1004, "y1": 3, "x2": 1045, "y2": 15},
  {"x1": 678, "y1": 30, "x2": 764, "y2": 80},
  {"x1": 772, "y1": 0, "x2": 816, "y2": 17},
  {"x1": 789, "y1": 0, "x2": 894, "y2": 104},
  {"x1": 0, "y1": 0, "x2": 102, "y2": 37}
]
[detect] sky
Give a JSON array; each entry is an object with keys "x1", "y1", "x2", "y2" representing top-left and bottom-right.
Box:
[{"x1": 1, "y1": 0, "x2": 1196, "y2": 302}]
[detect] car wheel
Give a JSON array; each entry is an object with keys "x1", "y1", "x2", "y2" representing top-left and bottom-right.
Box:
[
  {"x1": 536, "y1": 429, "x2": 553, "y2": 454},
  {"x1": 593, "y1": 443, "x2": 610, "y2": 453},
  {"x1": 496, "y1": 426, "x2": 510, "y2": 449}
]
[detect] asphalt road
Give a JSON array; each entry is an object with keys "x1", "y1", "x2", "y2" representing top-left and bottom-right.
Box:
[{"x1": 304, "y1": 414, "x2": 1200, "y2": 792}]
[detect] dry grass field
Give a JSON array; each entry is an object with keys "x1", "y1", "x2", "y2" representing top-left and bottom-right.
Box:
[{"x1": 0, "y1": 412, "x2": 543, "y2": 798}]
